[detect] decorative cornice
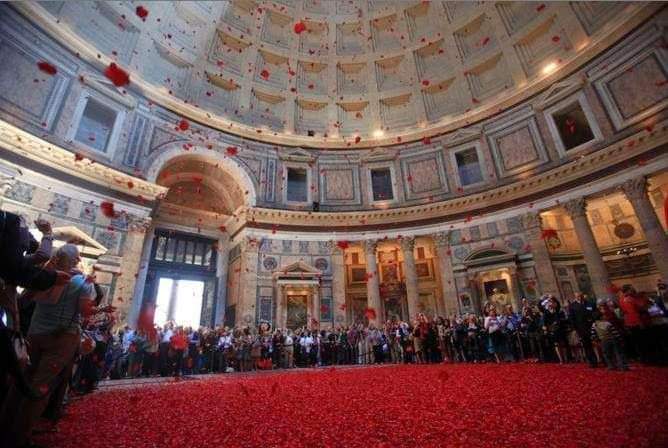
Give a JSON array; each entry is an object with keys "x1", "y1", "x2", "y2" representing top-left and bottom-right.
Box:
[
  {"x1": 240, "y1": 120, "x2": 668, "y2": 229},
  {"x1": 0, "y1": 120, "x2": 168, "y2": 201}
]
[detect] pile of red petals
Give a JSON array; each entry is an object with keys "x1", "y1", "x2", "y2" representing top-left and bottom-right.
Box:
[{"x1": 38, "y1": 364, "x2": 668, "y2": 447}]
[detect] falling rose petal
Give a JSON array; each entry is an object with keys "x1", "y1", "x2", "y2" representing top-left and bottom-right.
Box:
[
  {"x1": 37, "y1": 61, "x2": 57, "y2": 75},
  {"x1": 226, "y1": 146, "x2": 238, "y2": 156},
  {"x1": 178, "y1": 119, "x2": 189, "y2": 131},
  {"x1": 354, "y1": 136, "x2": 361, "y2": 144},
  {"x1": 104, "y1": 63, "x2": 130, "y2": 87},
  {"x1": 336, "y1": 240, "x2": 349, "y2": 250},
  {"x1": 74, "y1": 152, "x2": 84, "y2": 162},
  {"x1": 127, "y1": 181, "x2": 134, "y2": 189},
  {"x1": 481, "y1": 36, "x2": 490, "y2": 46},
  {"x1": 552, "y1": 35, "x2": 561, "y2": 43},
  {"x1": 364, "y1": 307, "x2": 377, "y2": 320},
  {"x1": 422, "y1": 137, "x2": 431, "y2": 145},
  {"x1": 294, "y1": 21, "x2": 306, "y2": 34},
  {"x1": 219, "y1": 225, "x2": 226, "y2": 233},
  {"x1": 100, "y1": 201, "x2": 117, "y2": 218},
  {"x1": 536, "y1": 3, "x2": 546, "y2": 11},
  {"x1": 135, "y1": 5, "x2": 149, "y2": 21},
  {"x1": 421, "y1": 79, "x2": 430, "y2": 86},
  {"x1": 260, "y1": 69, "x2": 270, "y2": 80}
]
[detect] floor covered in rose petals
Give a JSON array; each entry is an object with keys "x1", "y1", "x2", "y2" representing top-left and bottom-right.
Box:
[{"x1": 38, "y1": 364, "x2": 668, "y2": 448}]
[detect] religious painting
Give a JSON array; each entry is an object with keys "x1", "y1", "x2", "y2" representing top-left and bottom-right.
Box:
[
  {"x1": 573, "y1": 264, "x2": 594, "y2": 299},
  {"x1": 350, "y1": 295, "x2": 369, "y2": 325},
  {"x1": 483, "y1": 279, "x2": 510, "y2": 307},
  {"x1": 349, "y1": 266, "x2": 368, "y2": 284},
  {"x1": 560, "y1": 281, "x2": 575, "y2": 302},
  {"x1": 286, "y1": 295, "x2": 307, "y2": 329},
  {"x1": 381, "y1": 263, "x2": 400, "y2": 283},
  {"x1": 415, "y1": 260, "x2": 432, "y2": 279},
  {"x1": 417, "y1": 293, "x2": 436, "y2": 318}
]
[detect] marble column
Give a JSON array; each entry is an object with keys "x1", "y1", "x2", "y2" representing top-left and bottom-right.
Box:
[
  {"x1": 116, "y1": 217, "x2": 151, "y2": 325},
  {"x1": 400, "y1": 236, "x2": 420, "y2": 320},
  {"x1": 0, "y1": 161, "x2": 19, "y2": 206},
  {"x1": 564, "y1": 197, "x2": 611, "y2": 299},
  {"x1": 311, "y1": 284, "x2": 320, "y2": 329},
  {"x1": 214, "y1": 235, "x2": 230, "y2": 327},
  {"x1": 432, "y1": 232, "x2": 458, "y2": 317},
  {"x1": 523, "y1": 212, "x2": 560, "y2": 296},
  {"x1": 328, "y1": 241, "x2": 347, "y2": 327},
  {"x1": 508, "y1": 267, "x2": 522, "y2": 311},
  {"x1": 363, "y1": 239, "x2": 382, "y2": 325},
  {"x1": 128, "y1": 223, "x2": 155, "y2": 327},
  {"x1": 236, "y1": 236, "x2": 260, "y2": 327},
  {"x1": 622, "y1": 176, "x2": 668, "y2": 282}
]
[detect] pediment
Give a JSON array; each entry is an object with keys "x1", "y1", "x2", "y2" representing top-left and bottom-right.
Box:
[
  {"x1": 443, "y1": 126, "x2": 482, "y2": 146},
  {"x1": 535, "y1": 79, "x2": 584, "y2": 110},
  {"x1": 274, "y1": 261, "x2": 322, "y2": 279},
  {"x1": 280, "y1": 148, "x2": 315, "y2": 163},
  {"x1": 361, "y1": 147, "x2": 398, "y2": 163}
]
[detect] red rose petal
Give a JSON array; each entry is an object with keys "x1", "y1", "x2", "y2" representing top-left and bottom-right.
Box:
[
  {"x1": 104, "y1": 63, "x2": 130, "y2": 87},
  {"x1": 294, "y1": 21, "x2": 306, "y2": 34},
  {"x1": 177, "y1": 119, "x2": 189, "y2": 131},
  {"x1": 135, "y1": 5, "x2": 149, "y2": 20},
  {"x1": 226, "y1": 146, "x2": 238, "y2": 156},
  {"x1": 100, "y1": 201, "x2": 117, "y2": 218},
  {"x1": 37, "y1": 61, "x2": 57, "y2": 75},
  {"x1": 260, "y1": 69, "x2": 270, "y2": 80}
]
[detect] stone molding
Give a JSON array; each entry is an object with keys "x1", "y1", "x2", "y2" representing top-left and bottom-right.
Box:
[
  {"x1": 241, "y1": 121, "x2": 668, "y2": 228},
  {"x1": 0, "y1": 120, "x2": 167, "y2": 201}
]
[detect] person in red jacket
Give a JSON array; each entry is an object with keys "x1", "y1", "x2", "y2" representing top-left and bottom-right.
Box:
[
  {"x1": 619, "y1": 285, "x2": 651, "y2": 362},
  {"x1": 170, "y1": 327, "x2": 188, "y2": 377}
]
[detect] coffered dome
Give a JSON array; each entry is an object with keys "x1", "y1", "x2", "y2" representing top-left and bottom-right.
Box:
[{"x1": 36, "y1": 0, "x2": 640, "y2": 147}]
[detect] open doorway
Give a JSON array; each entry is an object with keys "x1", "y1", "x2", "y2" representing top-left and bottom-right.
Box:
[{"x1": 154, "y1": 277, "x2": 205, "y2": 328}]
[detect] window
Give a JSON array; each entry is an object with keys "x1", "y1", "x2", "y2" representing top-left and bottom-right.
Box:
[
  {"x1": 551, "y1": 102, "x2": 595, "y2": 151},
  {"x1": 152, "y1": 231, "x2": 216, "y2": 268},
  {"x1": 455, "y1": 147, "x2": 483, "y2": 186},
  {"x1": 74, "y1": 98, "x2": 117, "y2": 152},
  {"x1": 370, "y1": 168, "x2": 394, "y2": 201},
  {"x1": 287, "y1": 167, "x2": 308, "y2": 202},
  {"x1": 544, "y1": 92, "x2": 603, "y2": 156}
]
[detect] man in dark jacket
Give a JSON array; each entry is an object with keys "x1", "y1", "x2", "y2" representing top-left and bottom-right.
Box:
[
  {"x1": 0, "y1": 210, "x2": 64, "y2": 290},
  {"x1": 569, "y1": 293, "x2": 598, "y2": 367}
]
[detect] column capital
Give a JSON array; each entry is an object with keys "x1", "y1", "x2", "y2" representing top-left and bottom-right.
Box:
[
  {"x1": 242, "y1": 235, "x2": 260, "y2": 252},
  {"x1": 563, "y1": 197, "x2": 588, "y2": 219},
  {"x1": 399, "y1": 236, "x2": 416, "y2": 253},
  {"x1": 523, "y1": 212, "x2": 544, "y2": 230},
  {"x1": 128, "y1": 216, "x2": 152, "y2": 233},
  {"x1": 325, "y1": 240, "x2": 345, "y2": 255},
  {"x1": 432, "y1": 231, "x2": 451, "y2": 248},
  {"x1": 363, "y1": 239, "x2": 378, "y2": 254},
  {"x1": 621, "y1": 176, "x2": 648, "y2": 201}
]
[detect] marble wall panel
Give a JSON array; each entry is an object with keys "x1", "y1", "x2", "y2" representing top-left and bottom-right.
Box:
[{"x1": 486, "y1": 114, "x2": 549, "y2": 177}]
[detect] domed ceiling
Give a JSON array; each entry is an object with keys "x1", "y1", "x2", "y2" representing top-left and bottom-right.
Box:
[{"x1": 36, "y1": 0, "x2": 637, "y2": 147}]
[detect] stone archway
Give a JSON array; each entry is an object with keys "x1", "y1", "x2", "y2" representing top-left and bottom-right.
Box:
[{"x1": 463, "y1": 248, "x2": 522, "y2": 312}]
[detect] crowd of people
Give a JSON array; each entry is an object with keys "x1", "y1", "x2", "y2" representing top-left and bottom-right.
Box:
[
  {"x1": 1, "y1": 209, "x2": 668, "y2": 448},
  {"x1": 98, "y1": 284, "x2": 668, "y2": 382}
]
